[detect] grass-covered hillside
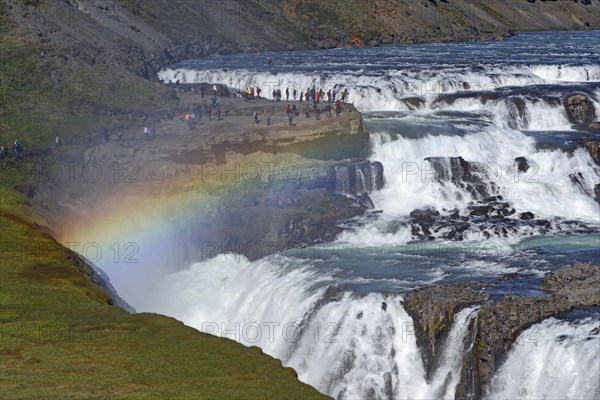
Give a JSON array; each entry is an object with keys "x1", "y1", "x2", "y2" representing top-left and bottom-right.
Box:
[{"x1": 0, "y1": 185, "x2": 330, "y2": 399}]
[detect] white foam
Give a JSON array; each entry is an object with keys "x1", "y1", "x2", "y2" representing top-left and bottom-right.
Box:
[
  {"x1": 530, "y1": 64, "x2": 600, "y2": 82},
  {"x1": 367, "y1": 128, "x2": 600, "y2": 223},
  {"x1": 132, "y1": 253, "x2": 480, "y2": 399},
  {"x1": 488, "y1": 317, "x2": 600, "y2": 400},
  {"x1": 158, "y1": 64, "x2": 599, "y2": 113}
]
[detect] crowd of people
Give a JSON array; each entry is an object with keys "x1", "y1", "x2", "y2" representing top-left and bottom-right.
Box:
[
  {"x1": 297, "y1": 87, "x2": 349, "y2": 104},
  {"x1": 0, "y1": 83, "x2": 352, "y2": 159},
  {"x1": 240, "y1": 85, "x2": 350, "y2": 105},
  {"x1": 159, "y1": 83, "x2": 351, "y2": 134}
]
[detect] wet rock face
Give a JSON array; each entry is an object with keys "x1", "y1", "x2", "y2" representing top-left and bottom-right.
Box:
[
  {"x1": 403, "y1": 97, "x2": 425, "y2": 110},
  {"x1": 283, "y1": 191, "x2": 375, "y2": 247},
  {"x1": 404, "y1": 263, "x2": 600, "y2": 399},
  {"x1": 564, "y1": 94, "x2": 597, "y2": 125},
  {"x1": 542, "y1": 262, "x2": 600, "y2": 301},
  {"x1": 331, "y1": 161, "x2": 385, "y2": 195},
  {"x1": 403, "y1": 283, "x2": 489, "y2": 378},
  {"x1": 585, "y1": 141, "x2": 600, "y2": 166},
  {"x1": 425, "y1": 156, "x2": 496, "y2": 200},
  {"x1": 183, "y1": 189, "x2": 375, "y2": 262},
  {"x1": 470, "y1": 263, "x2": 600, "y2": 396},
  {"x1": 569, "y1": 171, "x2": 600, "y2": 205},
  {"x1": 588, "y1": 122, "x2": 600, "y2": 132},
  {"x1": 506, "y1": 97, "x2": 528, "y2": 130}
]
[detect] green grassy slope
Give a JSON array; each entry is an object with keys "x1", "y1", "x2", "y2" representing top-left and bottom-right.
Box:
[{"x1": 0, "y1": 186, "x2": 330, "y2": 399}]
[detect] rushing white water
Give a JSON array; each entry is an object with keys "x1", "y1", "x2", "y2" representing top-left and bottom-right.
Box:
[
  {"x1": 487, "y1": 317, "x2": 600, "y2": 400},
  {"x1": 159, "y1": 64, "x2": 600, "y2": 113},
  {"x1": 371, "y1": 130, "x2": 599, "y2": 217},
  {"x1": 136, "y1": 253, "x2": 480, "y2": 399},
  {"x1": 108, "y1": 31, "x2": 600, "y2": 400},
  {"x1": 530, "y1": 65, "x2": 600, "y2": 83}
]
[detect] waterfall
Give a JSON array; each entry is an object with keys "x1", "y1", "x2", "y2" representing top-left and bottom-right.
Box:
[
  {"x1": 134, "y1": 254, "x2": 481, "y2": 400},
  {"x1": 487, "y1": 317, "x2": 600, "y2": 400}
]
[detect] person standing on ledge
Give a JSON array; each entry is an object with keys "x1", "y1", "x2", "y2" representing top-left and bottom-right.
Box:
[
  {"x1": 266, "y1": 113, "x2": 271, "y2": 126},
  {"x1": 254, "y1": 111, "x2": 259, "y2": 125},
  {"x1": 13, "y1": 140, "x2": 23, "y2": 158},
  {"x1": 342, "y1": 88, "x2": 349, "y2": 103},
  {"x1": 286, "y1": 104, "x2": 294, "y2": 126},
  {"x1": 336, "y1": 99, "x2": 342, "y2": 117}
]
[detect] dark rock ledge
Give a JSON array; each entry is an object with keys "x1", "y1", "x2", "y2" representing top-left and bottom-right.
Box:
[{"x1": 403, "y1": 263, "x2": 600, "y2": 398}]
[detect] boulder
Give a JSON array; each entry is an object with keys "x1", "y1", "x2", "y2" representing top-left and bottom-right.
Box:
[
  {"x1": 469, "y1": 205, "x2": 492, "y2": 216},
  {"x1": 519, "y1": 211, "x2": 535, "y2": 220},
  {"x1": 514, "y1": 157, "x2": 529, "y2": 173},
  {"x1": 564, "y1": 94, "x2": 597, "y2": 125}
]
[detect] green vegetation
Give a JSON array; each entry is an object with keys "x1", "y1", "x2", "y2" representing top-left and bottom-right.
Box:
[
  {"x1": 0, "y1": 4, "x2": 55, "y2": 150},
  {"x1": 286, "y1": 0, "x2": 380, "y2": 39},
  {"x1": 0, "y1": 189, "x2": 329, "y2": 399}
]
